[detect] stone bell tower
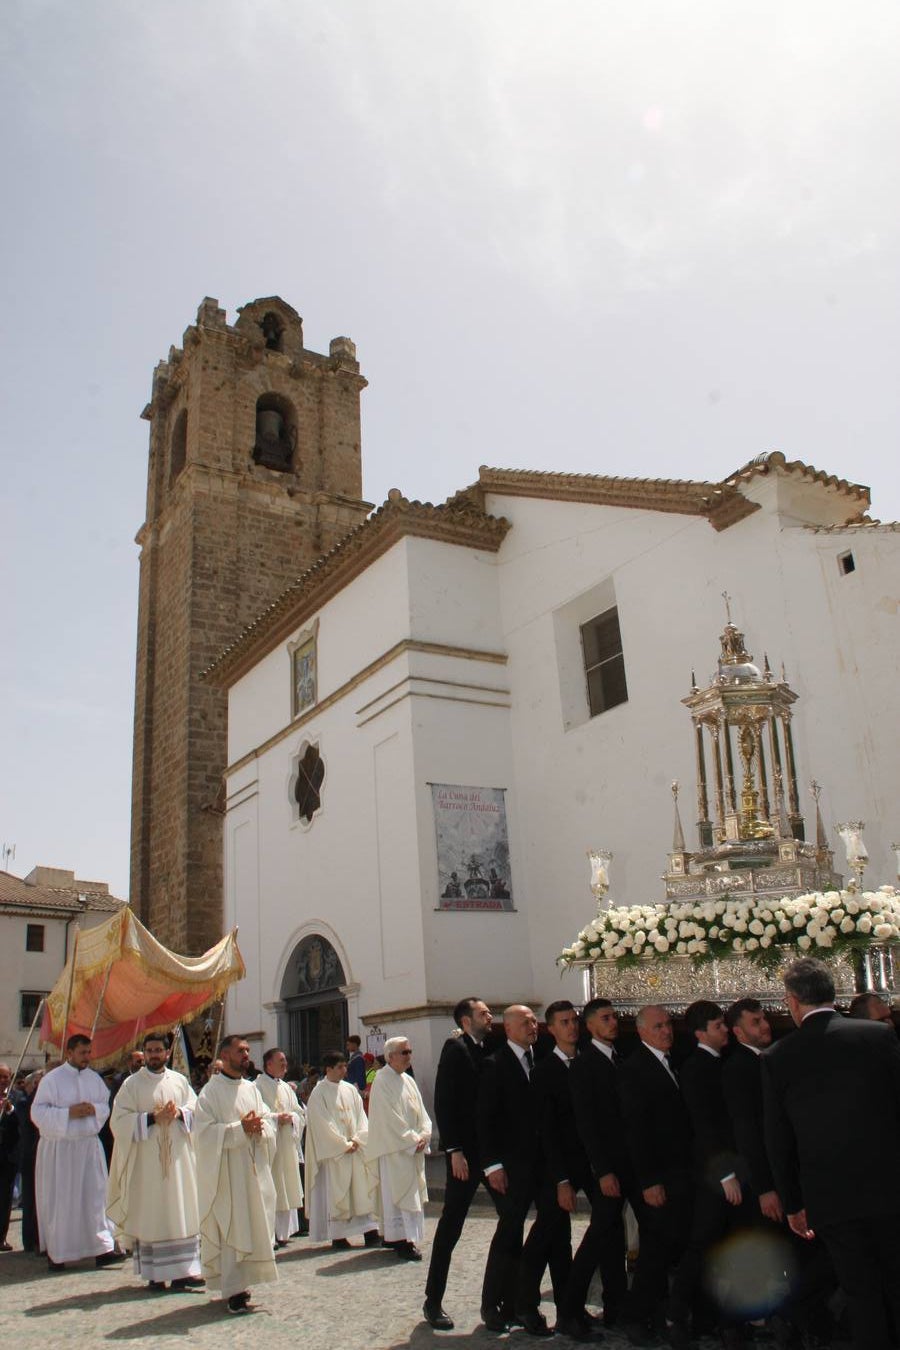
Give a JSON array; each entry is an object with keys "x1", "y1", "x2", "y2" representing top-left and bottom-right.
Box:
[{"x1": 130, "y1": 296, "x2": 369, "y2": 952}]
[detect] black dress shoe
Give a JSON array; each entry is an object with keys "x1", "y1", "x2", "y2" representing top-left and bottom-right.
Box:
[
  {"x1": 423, "y1": 1300, "x2": 454, "y2": 1330},
  {"x1": 482, "y1": 1307, "x2": 510, "y2": 1333},
  {"x1": 363, "y1": 1228, "x2": 381, "y2": 1247},
  {"x1": 396, "y1": 1240, "x2": 422, "y2": 1261},
  {"x1": 518, "y1": 1310, "x2": 554, "y2": 1337},
  {"x1": 555, "y1": 1316, "x2": 596, "y2": 1342},
  {"x1": 331, "y1": 1237, "x2": 352, "y2": 1250},
  {"x1": 96, "y1": 1249, "x2": 127, "y2": 1267},
  {"x1": 47, "y1": 1256, "x2": 65, "y2": 1271},
  {"x1": 148, "y1": 1280, "x2": 166, "y2": 1291},
  {"x1": 170, "y1": 1276, "x2": 205, "y2": 1290}
]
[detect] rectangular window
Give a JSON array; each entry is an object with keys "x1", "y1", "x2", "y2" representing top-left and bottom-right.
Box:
[
  {"x1": 581, "y1": 607, "x2": 628, "y2": 717},
  {"x1": 20, "y1": 991, "x2": 48, "y2": 1029},
  {"x1": 26, "y1": 923, "x2": 45, "y2": 952}
]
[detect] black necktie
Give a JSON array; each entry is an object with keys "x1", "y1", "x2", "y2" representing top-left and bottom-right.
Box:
[
  {"x1": 611, "y1": 1049, "x2": 620, "y2": 1066},
  {"x1": 524, "y1": 1048, "x2": 534, "y2": 1075},
  {"x1": 664, "y1": 1054, "x2": 678, "y2": 1083}
]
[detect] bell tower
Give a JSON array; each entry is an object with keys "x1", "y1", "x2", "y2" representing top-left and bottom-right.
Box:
[{"x1": 130, "y1": 296, "x2": 369, "y2": 952}]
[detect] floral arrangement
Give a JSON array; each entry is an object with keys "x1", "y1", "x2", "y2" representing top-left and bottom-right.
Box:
[{"x1": 560, "y1": 886, "x2": 900, "y2": 971}]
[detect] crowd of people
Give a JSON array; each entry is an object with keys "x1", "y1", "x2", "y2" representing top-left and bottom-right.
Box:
[{"x1": 1, "y1": 957, "x2": 899, "y2": 1350}]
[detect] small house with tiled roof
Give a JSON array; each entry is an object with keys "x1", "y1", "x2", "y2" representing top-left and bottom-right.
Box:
[{"x1": 1, "y1": 866, "x2": 126, "y2": 1069}]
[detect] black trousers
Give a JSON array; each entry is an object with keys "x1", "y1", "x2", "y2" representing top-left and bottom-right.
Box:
[
  {"x1": 558, "y1": 1184, "x2": 628, "y2": 1322},
  {"x1": 668, "y1": 1181, "x2": 751, "y2": 1328},
  {"x1": 481, "y1": 1173, "x2": 535, "y2": 1316},
  {"x1": 0, "y1": 1163, "x2": 15, "y2": 1245},
  {"x1": 424, "y1": 1156, "x2": 494, "y2": 1304},
  {"x1": 626, "y1": 1172, "x2": 693, "y2": 1328},
  {"x1": 817, "y1": 1212, "x2": 900, "y2": 1350},
  {"x1": 517, "y1": 1178, "x2": 576, "y2": 1314}
]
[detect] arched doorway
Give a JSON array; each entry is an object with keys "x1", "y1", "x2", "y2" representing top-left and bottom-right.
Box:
[{"x1": 280, "y1": 934, "x2": 348, "y2": 1070}]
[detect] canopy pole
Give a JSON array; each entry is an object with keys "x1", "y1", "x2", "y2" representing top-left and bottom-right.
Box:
[
  {"x1": 61, "y1": 926, "x2": 81, "y2": 1049},
  {"x1": 10, "y1": 995, "x2": 46, "y2": 1085},
  {"x1": 89, "y1": 961, "x2": 114, "y2": 1039}
]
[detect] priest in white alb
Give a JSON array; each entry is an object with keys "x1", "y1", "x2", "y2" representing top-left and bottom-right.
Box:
[
  {"x1": 195, "y1": 1034, "x2": 278, "y2": 1315},
  {"x1": 366, "y1": 1036, "x2": 432, "y2": 1260},
  {"x1": 255, "y1": 1046, "x2": 305, "y2": 1247},
  {"x1": 107, "y1": 1031, "x2": 203, "y2": 1290},
  {"x1": 304, "y1": 1049, "x2": 380, "y2": 1250},
  {"x1": 30, "y1": 1034, "x2": 123, "y2": 1269}
]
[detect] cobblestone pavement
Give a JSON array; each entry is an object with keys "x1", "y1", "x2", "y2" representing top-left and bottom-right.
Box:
[{"x1": 2, "y1": 1209, "x2": 730, "y2": 1350}]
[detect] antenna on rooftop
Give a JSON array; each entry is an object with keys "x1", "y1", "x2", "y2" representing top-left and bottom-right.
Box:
[{"x1": 1, "y1": 843, "x2": 15, "y2": 871}]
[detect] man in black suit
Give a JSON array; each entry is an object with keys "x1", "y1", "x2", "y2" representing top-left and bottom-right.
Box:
[
  {"x1": 423, "y1": 997, "x2": 494, "y2": 1330},
  {"x1": 724, "y1": 998, "x2": 834, "y2": 1350},
  {"x1": 762, "y1": 957, "x2": 900, "y2": 1350},
  {"x1": 570, "y1": 998, "x2": 630, "y2": 1334},
  {"x1": 667, "y1": 1001, "x2": 746, "y2": 1349},
  {"x1": 516, "y1": 1000, "x2": 595, "y2": 1340},
  {"x1": 478, "y1": 1003, "x2": 541, "y2": 1333},
  {"x1": 618, "y1": 1004, "x2": 693, "y2": 1349}
]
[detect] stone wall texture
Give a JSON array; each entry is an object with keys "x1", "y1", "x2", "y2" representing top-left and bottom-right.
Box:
[{"x1": 130, "y1": 297, "x2": 368, "y2": 952}]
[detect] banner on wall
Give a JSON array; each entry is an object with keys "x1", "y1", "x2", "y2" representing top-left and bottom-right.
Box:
[{"x1": 430, "y1": 783, "x2": 515, "y2": 912}]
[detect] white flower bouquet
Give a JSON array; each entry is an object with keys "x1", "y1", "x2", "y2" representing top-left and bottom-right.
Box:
[{"x1": 560, "y1": 886, "x2": 900, "y2": 971}]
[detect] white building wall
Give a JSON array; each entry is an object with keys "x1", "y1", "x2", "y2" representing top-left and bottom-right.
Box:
[{"x1": 225, "y1": 480, "x2": 900, "y2": 1103}]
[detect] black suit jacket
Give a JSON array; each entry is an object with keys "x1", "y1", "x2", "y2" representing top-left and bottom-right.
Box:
[
  {"x1": 433, "y1": 1032, "x2": 484, "y2": 1163},
  {"x1": 722, "y1": 1043, "x2": 773, "y2": 1195},
  {"x1": 530, "y1": 1050, "x2": 590, "y2": 1188},
  {"x1": 679, "y1": 1047, "x2": 738, "y2": 1190},
  {"x1": 477, "y1": 1041, "x2": 539, "y2": 1185},
  {"x1": 618, "y1": 1043, "x2": 692, "y2": 1191},
  {"x1": 570, "y1": 1043, "x2": 630, "y2": 1184},
  {"x1": 762, "y1": 1010, "x2": 900, "y2": 1226}
]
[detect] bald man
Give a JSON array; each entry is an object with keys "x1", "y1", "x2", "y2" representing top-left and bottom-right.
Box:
[{"x1": 477, "y1": 1004, "x2": 542, "y2": 1334}]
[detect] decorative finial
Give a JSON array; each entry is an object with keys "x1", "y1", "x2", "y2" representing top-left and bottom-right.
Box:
[
  {"x1": 690, "y1": 669, "x2": 698, "y2": 692},
  {"x1": 671, "y1": 780, "x2": 685, "y2": 852},
  {"x1": 810, "y1": 780, "x2": 827, "y2": 850},
  {"x1": 763, "y1": 652, "x2": 772, "y2": 680},
  {"x1": 722, "y1": 590, "x2": 733, "y2": 625},
  {"x1": 781, "y1": 661, "x2": 787, "y2": 683}
]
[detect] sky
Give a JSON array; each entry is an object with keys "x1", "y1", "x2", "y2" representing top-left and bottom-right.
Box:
[{"x1": 2, "y1": 1, "x2": 899, "y2": 901}]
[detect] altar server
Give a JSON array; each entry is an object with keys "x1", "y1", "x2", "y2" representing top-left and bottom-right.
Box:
[
  {"x1": 304, "y1": 1050, "x2": 379, "y2": 1248},
  {"x1": 107, "y1": 1031, "x2": 202, "y2": 1289},
  {"x1": 195, "y1": 1035, "x2": 277, "y2": 1314},
  {"x1": 366, "y1": 1036, "x2": 432, "y2": 1260},
  {"x1": 255, "y1": 1046, "x2": 305, "y2": 1247},
  {"x1": 31, "y1": 1034, "x2": 122, "y2": 1268}
]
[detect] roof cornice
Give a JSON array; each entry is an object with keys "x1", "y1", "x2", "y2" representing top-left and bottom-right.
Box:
[
  {"x1": 476, "y1": 465, "x2": 760, "y2": 531},
  {"x1": 203, "y1": 491, "x2": 511, "y2": 687}
]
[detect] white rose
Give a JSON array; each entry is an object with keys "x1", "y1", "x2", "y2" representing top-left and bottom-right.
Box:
[
  {"x1": 749, "y1": 920, "x2": 764, "y2": 936},
  {"x1": 733, "y1": 938, "x2": 745, "y2": 952},
  {"x1": 733, "y1": 920, "x2": 748, "y2": 933},
  {"x1": 846, "y1": 900, "x2": 860, "y2": 915},
  {"x1": 793, "y1": 914, "x2": 806, "y2": 928},
  {"x1": 676, "y1": 941, "x2": 687, "y2": 955},
  {"x1": 779, "y1": 918, "x2": 792, "y2": 933},
  {"x1": 654, "y1": 938, "x2": 670, "y2": 953},
  {"x1": 797, "y1": 935, "x2": 812, "y2": 950},
  {"x1": 817, "y1": 931, "x2": 834, "y2": 948},
  {"x1": 857, "y1": 915, "x2": 873, "y2": 934},
  {"x1": 874, "y1": 923, "x2": 894, "y2": 940},
  {"x1": 746, "y1": 937, "x2": 760, "y2": 950},
  {"x1": 839, "y1": 917, "x2": 854, "y2": 934},
  {"x1": 709, "y1": 925, "x2": 720, "y2": 939},
  {"x1": 831, "y1": 908, "x2": 845, "y2": 923},
  {"x1": 760, "y1": 936, "x2": 771, "y2": 948}
]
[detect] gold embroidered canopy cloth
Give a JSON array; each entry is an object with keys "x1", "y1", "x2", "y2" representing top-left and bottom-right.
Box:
[{"x1": 40, "y1": 908, "x2": 245, "y2": 1066}]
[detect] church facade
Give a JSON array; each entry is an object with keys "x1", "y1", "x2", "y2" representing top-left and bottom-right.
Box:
[{"x1": 205, "y1": 447, "x2": 900, "y2": 1103}]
